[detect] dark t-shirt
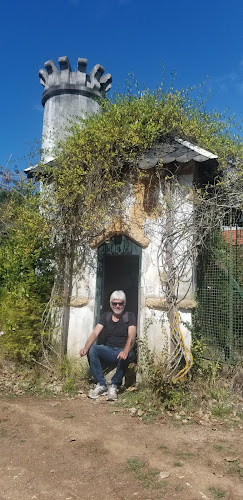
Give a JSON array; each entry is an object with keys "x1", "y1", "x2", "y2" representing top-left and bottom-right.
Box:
[{"x1": 99, "y1": 311, "x2": 136, "y2": 348}]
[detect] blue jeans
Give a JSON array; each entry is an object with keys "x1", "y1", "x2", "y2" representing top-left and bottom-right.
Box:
[{"x1": 88, "y1": 344, "x2": 134, "y2": 386}]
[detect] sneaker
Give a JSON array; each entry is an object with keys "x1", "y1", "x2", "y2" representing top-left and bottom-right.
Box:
[
  {"x1": 88, "y1": 384, "x2": 107, "y2": 399},
  {"x1": 107, "y1": 384, "x2": 118, "y2": 401}
]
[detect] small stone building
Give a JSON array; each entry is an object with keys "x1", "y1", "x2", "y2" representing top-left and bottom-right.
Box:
[{"x1": 26, "y1": 56, "x2": 219, "y2": 362}]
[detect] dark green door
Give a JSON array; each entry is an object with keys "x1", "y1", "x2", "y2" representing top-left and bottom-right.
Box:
[{"x1": 95, "y1": 234, "x2": 142, "y2": 324}]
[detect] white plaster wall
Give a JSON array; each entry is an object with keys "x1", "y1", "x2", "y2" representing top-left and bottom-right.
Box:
[
  {"x1": 179, "y1": 310, "x2": 192, "y2": 351},
  {"x1": 67, "y1": 305, "x2": 94, "y2": 356},
  {"x1": 67, "y1": 247, "x2": 97, "y2": 357},
  {"x1": 174, "y1": 174, "x2": 194, "y2": 300},
  {"x1": 66, "y1": 174, "x2": 194, "y2": 358},
  {"x1": 137, "y1": 175, "x2": 194, "y2": 354},
  {"x1": 138, "y1": 306, "x2": 170, "y2": 352}
]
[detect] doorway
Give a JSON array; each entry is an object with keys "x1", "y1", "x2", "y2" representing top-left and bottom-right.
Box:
[{"x1": 95, "y1": 234, "x2": 142, "y2": 324}]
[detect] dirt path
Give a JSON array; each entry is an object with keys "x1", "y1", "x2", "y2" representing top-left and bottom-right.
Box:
[{"x1": 0, "y1": 394, "x2": 242, "y2": 500}]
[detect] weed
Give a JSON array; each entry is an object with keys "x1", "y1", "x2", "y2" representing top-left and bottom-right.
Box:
[
  {"x1": 125, "y1": 458, "x2": 163, "y2": 490},
  {"x1": 173, "y1": 461, "x2": 183, "y2": 467},
  {"x1": 175, "y1": 485, "x2": 184, "y2": 493},
  {"x1": 210, "y1": 388, "x2": 222, "y2": 401},
  {"x1": 137, "y1": 467, "x2": 160, "y2": 488},
  {"x1": 33, "y1": 385, "x2": 53, "y2": 396},
  {"x1": 176, "y1": 451, "x2": 196, "y2": 459},
  {"x1": 62, "y1": 378, "x2": 77, "y2": 395},
  {"x1": 211, "y1": 404, "x2": 232, "y2": 417},
  {"x1": 117, "y1": 387, "x2": 162, "y2": 419},
  {"x1": 138, "y1": 336, "x2": 191, "y2": 410},
  {"x1": 209, "y1": 486, "x2": 226, "y2": 499},
  {"x1": 213, "y1": 444, "x2": 224, "y2": 452},
  {"x1": 64, "y1": 412, "x2": 75, "y2": 419},
  {"x1": 158, "y1": 444, "x2": 170, "y2": 454},
  {"x1": 126, "y1": 458, "x2": 146, "y2": 472},
  {"x1": 0, "y1": 427, "x2": 6, "y2": 437},
  {"x1": 59, "y1": 356, "x2": 91, "y2": 395},
  {"x1": 171, "y1": 419, "x2": 180, "y2": 427},
  {"x1": 228, "y1": 461, "x2": 243, "y2": 478}
]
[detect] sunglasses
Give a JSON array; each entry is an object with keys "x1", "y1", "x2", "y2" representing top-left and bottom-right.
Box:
[{"x1": 111, "y1": 302, "x2": 124, "y2": 306}]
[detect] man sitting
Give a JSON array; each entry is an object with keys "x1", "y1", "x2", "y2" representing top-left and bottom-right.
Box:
[{"x1": 80, "y1": 290, "x2": 136, "y2": 401}]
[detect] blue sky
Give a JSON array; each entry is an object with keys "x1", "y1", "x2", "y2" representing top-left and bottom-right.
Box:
[{"x1": 1, "y1": 0, "x2": 242, "y2": 171}]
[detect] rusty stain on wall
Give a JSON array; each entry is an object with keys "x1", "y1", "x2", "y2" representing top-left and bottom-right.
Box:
[{"x1": 89, "y1": 181, "x2": 155, "y2": 248}]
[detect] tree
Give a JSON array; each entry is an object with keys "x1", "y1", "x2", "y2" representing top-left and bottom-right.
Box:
[{"x1": 0, "y1": 172, "x2": 54, "y2": 361}]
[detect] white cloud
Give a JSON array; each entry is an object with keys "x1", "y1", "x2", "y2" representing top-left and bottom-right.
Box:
[
  {"x1": 209, "y1": 60, "x2": 243, "y2": 96},
  {"x1": 33, "y1": 104, "x2": 43, "y2": 113}
]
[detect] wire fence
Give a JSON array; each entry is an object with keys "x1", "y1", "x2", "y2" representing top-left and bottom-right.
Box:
[{"x1": 196, "y1": 222, "x2": 243, "y2": 363}]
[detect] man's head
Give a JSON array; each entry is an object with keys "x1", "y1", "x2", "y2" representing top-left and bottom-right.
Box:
[{"x1": 110, "y1": 290, "x2": 126, "y2": 316}]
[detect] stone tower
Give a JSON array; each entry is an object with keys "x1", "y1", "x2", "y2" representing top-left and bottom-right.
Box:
[{"x1": 39, "y1": 56, "x2": 112, "y2": 162}]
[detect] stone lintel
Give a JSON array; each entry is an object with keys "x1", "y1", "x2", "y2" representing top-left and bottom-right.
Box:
[
  {"x1": 69, "y1": 297, "x2": 89, "y2": 307},
  {"x1": 90, "y1": 217, "x2": 150, "y2": 249},
  {"x1": 146, "y1": 297, "x2": 197, "y2": 310}
]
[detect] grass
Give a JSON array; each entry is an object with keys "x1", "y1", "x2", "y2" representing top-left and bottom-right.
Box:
[
  {"x1": 0, "y1": 357, "x2": 91, "y2": 398},
  {"x1": 209, "y1": 486, "x2": 226, "y2": 499},
  {"x1": 173, "y1": 461, "x2": 183, "y2": 467},
  {"x1": 213, "y1": 444, "x2": 224, "y2": 452},
  {"x1": 117, "y1": 387, "x2": 162, "y2": 419},
  {"x1": 211, "y1": 404, "x2": 232, "y2": 417},
  {"x1": 158, "y1": 444, "x2": 170, "y2": 454},
  {"x1": 228, "y1": 460, "x2": 243, "y2": 478},
  {"x1": 136, "y1": 467, "x2": 161, "y2": 488},
  {"x1": 175, "y1": 485, "x2": 184, "y2": 493},
  {"x1": 16, "y1": 382, "x2": 55, "y2": 396},
  {"x1": 0, "y1": 427, "x2": 6, "y2": 437},
  {"x1": 126, "y1": 457, "x2": 146, "y2": 472},
  {"x1": 125, "y1": 457, "x2": 165, "y2": 490},
  {"x1": 0, "y1": 356, "x2": 240, "y2": 422},
  {"x1": 63, "y1": 412, "x2": 75, "y2": 419}
]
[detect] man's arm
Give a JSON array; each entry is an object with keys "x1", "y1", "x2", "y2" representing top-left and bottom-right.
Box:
[
  {"x1": 79, "y1": 323, "x2": 104, "y2": 357},
  {"x1": 117, "y1": 325, "x2": 136, "y2": 360}
]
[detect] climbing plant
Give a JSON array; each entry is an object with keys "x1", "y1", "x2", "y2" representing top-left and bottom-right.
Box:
[
  {"x1": 39, "y1": 79, "x2": 242, "y2": 364},
  {"x1": 40, "y1": 80, "x2": 242, "y2": 272}
]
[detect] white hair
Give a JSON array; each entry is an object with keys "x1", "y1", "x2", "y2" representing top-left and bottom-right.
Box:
[{"x1": 110, "y1": 290, "x2": 126, "y2": 305}]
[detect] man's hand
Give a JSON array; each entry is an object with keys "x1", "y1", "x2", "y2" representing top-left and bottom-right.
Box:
[
  {"x1": 117, "y1": 350, "x2": 128, "y2": 360},
  {"x1": 80, "y1": 348, "x2": 88, "y2": 357},
  {"x1": 79, "y1": 323, "x2": 104, "y2": 358}
]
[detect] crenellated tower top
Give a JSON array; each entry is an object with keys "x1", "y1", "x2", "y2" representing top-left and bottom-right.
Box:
[
  {"x1": 39, "y1": 56, "x2": 112, "y2": 105},
  {"x1": 39, "y1": 56, "x2": 112, "y2": 162}
]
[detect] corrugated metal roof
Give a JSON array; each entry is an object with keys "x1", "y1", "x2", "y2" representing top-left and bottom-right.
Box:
[{"x1": 138, "y1": 138, "x2": 218, "y2": 170}]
